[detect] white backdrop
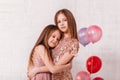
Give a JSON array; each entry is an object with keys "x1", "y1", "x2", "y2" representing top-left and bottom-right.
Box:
[{"x1": 0, "y1": 0, "x2": 120, "y2": 80}]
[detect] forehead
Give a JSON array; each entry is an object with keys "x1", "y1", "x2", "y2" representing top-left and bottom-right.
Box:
[
  {"x1": 49, "y1": 30, "x2": 60, "y2": 35},
  {"x1": 57, "y1": 13, "x2": 66, "y2": 18}
]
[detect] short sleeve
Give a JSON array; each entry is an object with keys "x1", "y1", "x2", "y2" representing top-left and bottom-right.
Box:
[{"x1": 67, "y1": 39, "x2": 79, "y2": 56}]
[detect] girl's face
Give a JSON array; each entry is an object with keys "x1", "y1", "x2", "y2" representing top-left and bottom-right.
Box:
[
  {"x1": 48, "y1": 30, "x2": 61, "y2": 48},
  {"x1": 57, "y1": 13, "x2": 69, "y2": 33}
]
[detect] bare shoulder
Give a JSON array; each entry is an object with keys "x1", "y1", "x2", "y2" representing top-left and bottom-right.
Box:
[
  {"x1": 35, "y1": 44, "x2": 45, "y2": 50},
  {"x1": 34, "y1": 45, "x2": 46, "y2": 54}
]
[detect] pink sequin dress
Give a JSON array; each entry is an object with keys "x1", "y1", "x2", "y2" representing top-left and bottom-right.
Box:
[
  {"x1": 31, "y1": 52, "x2": 51, "y2": 80},
  {"x1": 52, "y1": 38, "x2": 79, "y2": 80}
]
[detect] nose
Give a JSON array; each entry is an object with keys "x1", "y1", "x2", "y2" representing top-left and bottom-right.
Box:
[
  {"x1": 60, "y1": 21, "x2": 64, "y2": 26},
  {"x1": 53, "y1": 38, "x2": 58, "y2": 43},
  {"x1": 54, "y1": 38, "x2": 57, "y2": 42}
]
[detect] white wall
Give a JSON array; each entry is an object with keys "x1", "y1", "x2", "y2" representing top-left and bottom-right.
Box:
[{"x1": 0, "y1": 0, "x2": 120, "y2": 80}]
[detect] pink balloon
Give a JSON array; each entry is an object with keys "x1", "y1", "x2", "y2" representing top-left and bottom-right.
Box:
[
  {"x1": 87, "y1": 25, "x2": 102, "y2": 43},
  {"x1": 93, "y1": 77, "x2": 104, "y2": 80},
  {"x1": 78, "y1": 27, "x2": 90, "y2": 47},
  {"x1": 76, "y1": 71, "x2": 91, "y2": 80}
]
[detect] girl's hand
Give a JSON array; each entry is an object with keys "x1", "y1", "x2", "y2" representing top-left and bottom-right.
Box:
[
  {"x1": 66, "y1": 62, "x2": 72, "y2": 69},
  {"x1": 27, "y1": 68, "x2": 37, "y2": 79}
]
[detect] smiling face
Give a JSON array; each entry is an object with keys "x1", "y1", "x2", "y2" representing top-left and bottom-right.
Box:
[
  {"x1": 57, "y1": 13, "x2": 69, "y2": 33},
  {"x1": 48, "y1": 30, "x2": 61, "y2": 48}
]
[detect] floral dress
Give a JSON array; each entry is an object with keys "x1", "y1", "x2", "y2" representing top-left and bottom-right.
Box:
[
  {"x1": 52, "y1": 38, "x2": 79, "y2": 80},
  {"x1": 31, "y1": 52, "x2": 51, "y2": 80}
]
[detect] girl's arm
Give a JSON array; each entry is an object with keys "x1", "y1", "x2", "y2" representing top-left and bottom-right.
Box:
[
  {"x1": 55, "y1": 40, "x2": 79, "y2": 65},
  {"x1": 36, "y1": 46, "x2": 70, "y2": 73},
  {"x1": 30, "y1": 40, "x2": 79, "y2": 74},
  {"x1": 27, "y1": 66, "x2": 48, "y2": 79},
  {"x1": 35, "y1": 45, "x2": 71, "y2": 73},
  {"x1": 28, "y1": 42, "x2": 76, "y2": 79},
  {"x1": 28, "y1": 63, "x2": 71, "y2": 79},
  {"x1": 28, "y1": 48, "x2": 71, "y2": 79},
  {"x1": 55, "y1": 52, "x2": 74, "y2": 65}
]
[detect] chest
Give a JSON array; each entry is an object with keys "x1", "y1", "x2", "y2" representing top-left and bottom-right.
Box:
[{"x1": 52, "y1": 40, "x2": 71, "y2": 62}]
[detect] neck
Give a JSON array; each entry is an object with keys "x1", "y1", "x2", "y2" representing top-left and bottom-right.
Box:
[{"x1": 63, "y1": 32, "x2": 71, "y2": 39}]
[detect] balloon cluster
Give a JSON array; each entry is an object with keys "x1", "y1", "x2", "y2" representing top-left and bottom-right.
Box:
[
  {"x1": 78, "y1": 25, "x2": 102, "y2": 46},
  {"x1": 76, "y1": 25, "x2": 103, "y2": 79},
  {"x1": 76, "y1": 56, "x2": 104, "y2": 80}
]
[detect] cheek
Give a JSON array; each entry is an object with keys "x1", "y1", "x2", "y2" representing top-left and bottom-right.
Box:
[
  {"x1": 57, "y1": 24, "x2": 61, "y2": 28},
  {"x1": 47, "y1": 40, "x2": 50, "y2": 46},
  {"x1": 56, "y1": 41, "x2": 59, "y2": 45},
  {"x1": 65, "y1": 22, "x2": 68, "y2": 26},
  {"x1": 54, "y1": 42, "x2": 58, "y2": 47},
  {"x1": 47, "y1": 39, "x2": 51, "y2": 46}
]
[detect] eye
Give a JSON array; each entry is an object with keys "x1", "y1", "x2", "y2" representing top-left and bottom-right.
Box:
[
  {"x1": 57, "y1": 20, "x2": 61, "y2": 24},
  {"x1": 64, "y1": 19, "x2": 67, "y2": 21},
  {"x1": 52, "y1": 35, "x2": 55, "y2": 38}
]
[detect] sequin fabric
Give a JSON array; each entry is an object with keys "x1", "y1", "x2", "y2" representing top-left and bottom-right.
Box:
[{"x1": 52, "y1": 38, "x2": 79, "y2": 80}]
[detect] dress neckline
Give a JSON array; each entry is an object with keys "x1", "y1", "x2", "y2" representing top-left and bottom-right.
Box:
[{"x1": 61, "y1": 37, "x2": 71, "y2": 41}]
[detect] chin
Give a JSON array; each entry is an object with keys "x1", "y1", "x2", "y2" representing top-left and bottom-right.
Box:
[
  {"x1": 61, "y1": 30, "x2": 67, "y2": 32},
  {"x1": 50, "y1": 46, "x2": 55, "y2": 49},
  {"x1": 50, "y1": 45, "x2": 55, "y2": 48}
]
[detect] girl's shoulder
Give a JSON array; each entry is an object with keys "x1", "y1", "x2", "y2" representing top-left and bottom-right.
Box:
[
  {"x1": 71, "y1": 38, "x2": 78, "y2": 41},
  {"x1": 69, "y1": 38, "x2": 79, "y2": 43},
  {"x1": 68, "y1": 38, "x2": 79, "y2": 47},
  {"x1": 35, "y1": 45, "x2": 45, "y2": 50},
  {"x1": 33, "y1": 45, "x2": 47, "y2": 58},
  {"x1": 63, "y1": 38, "x2": 79, "y2": 46},
  {"x1": 61, "y1": 38, "x2": 78, "y2": 42},
  {"x1": 34, "y1": 45, "x2": 46, "y2": 54}
]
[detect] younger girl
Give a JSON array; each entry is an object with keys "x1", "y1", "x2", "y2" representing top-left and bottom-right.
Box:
[{"x1": 27, "y1": 24, "x2": 71, "y2": 80}]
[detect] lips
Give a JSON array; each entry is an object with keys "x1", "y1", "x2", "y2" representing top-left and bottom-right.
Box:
[{"x1": 61, "y1": 26, "x2": 66, "y2": 29}]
